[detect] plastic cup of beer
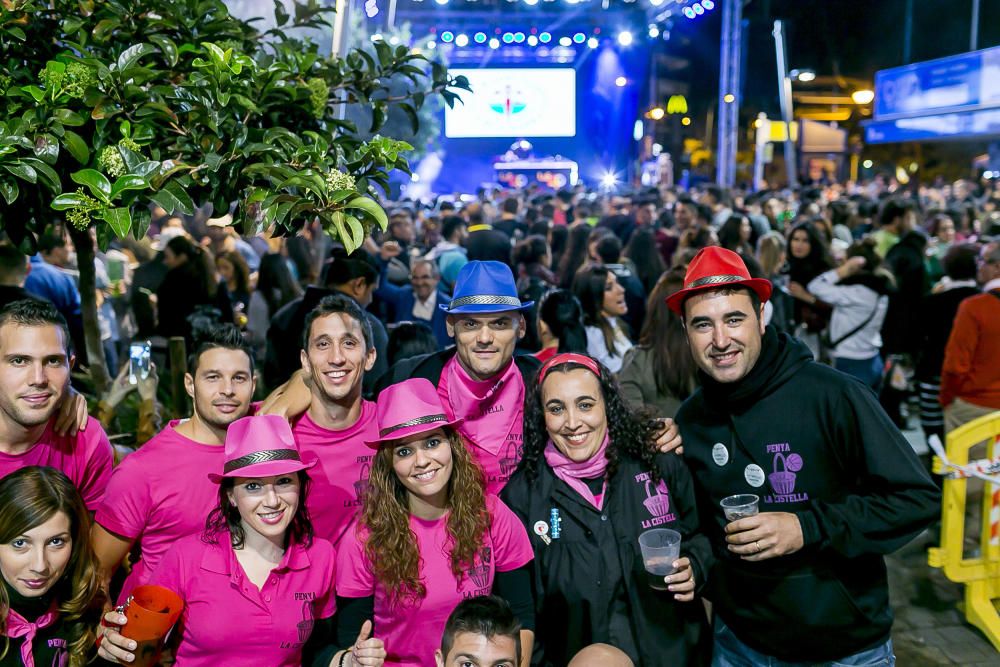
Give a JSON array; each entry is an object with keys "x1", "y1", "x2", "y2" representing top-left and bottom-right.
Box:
[
  {"x1": 721, "y1": 494, "x2": 760, "y2": 522},
  {"x1": 637, "y1": 528, "x2": 682, "y2": 591}
]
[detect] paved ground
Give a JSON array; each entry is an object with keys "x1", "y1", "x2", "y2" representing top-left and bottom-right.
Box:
[
  {"x1": 888, "y1": 416, "x2": 1000, "y2": 666},
  {"x1": 888, "y1": 530, "x2": 1000, "y2": 666}
]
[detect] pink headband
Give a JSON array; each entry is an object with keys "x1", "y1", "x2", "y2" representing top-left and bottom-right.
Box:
[{"x1": 537, "y1": 353, "x2": 601, "y2": 385}]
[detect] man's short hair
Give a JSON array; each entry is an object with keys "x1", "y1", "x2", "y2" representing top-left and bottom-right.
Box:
[
  {"x1": 878, "y1": 199, "x2": 912, "y2": 228},
  {"x1": 0, "y1": 245, "x2": 28, "y2": 284},
  {"x1": 942, "y1": 244, "x2": 979, "y2": 281},
  {"x1": 37, "y1": 232, "x2": 66, "y2": 255},
  {"x1": 411, "y1": 258, "x2": 440, "y2": 279},
  {"x1": 302, "y1": 294, "x2": 374, "y2": 352},
  {"x1": 441, "y1": 215, "x2": 467, "y2": 241},
  {"x1": 440, "y1": 596, "x2": 521, "y2": 663},
  {"x1": 0, "y1": 299, "x2": 71, "y2": 355},
  {"x1": 187, "y1": 323, "x2": 254, "y2": 375},
  {"x1": 595, "y1": 235, "x2": 622, "y2": 264},
  {"x1": 501, "y1": 198, "x2": 520, "y2": 215}
]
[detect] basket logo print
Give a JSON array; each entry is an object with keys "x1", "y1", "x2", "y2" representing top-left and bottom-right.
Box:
[
  {"x1": 634, "y1": 471, "x2": 677, "y2": 529},
  {"x1": 464, "y1": 546, "x2": 493, "y2": 598},
  {"x1": 763, "y1": 443, "x2": 809, "y2": 504}
]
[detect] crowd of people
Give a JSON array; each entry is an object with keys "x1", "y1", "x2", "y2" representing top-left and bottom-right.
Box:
[{"x1": 0, "y1": 173, "x2": 997, "y2": 666}]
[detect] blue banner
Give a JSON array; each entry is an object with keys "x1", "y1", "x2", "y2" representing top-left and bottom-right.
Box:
[{"x1": 874, "y1": 46, "x2": 1000, "y2": 120}]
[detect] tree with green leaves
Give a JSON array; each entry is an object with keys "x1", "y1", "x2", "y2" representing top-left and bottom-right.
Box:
[{"x1": 0, "y1": 0, "x2": 470, "y2": 392}]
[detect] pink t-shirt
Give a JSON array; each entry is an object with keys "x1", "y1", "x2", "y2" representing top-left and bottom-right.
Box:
[
  {"x1": 149, "y1": 531, "x2": 337, "y2": 667},
  {"x1": 292, "y1": 402, "x2": 378, "y2": 547},
  {"x1": 0, "y1": 420, "x2": 112, "y2": 510},
  {"x1": 336, "y1": 494, "x2": 533, "y2": 667},
  {"x1": 94, "y1": 420, "x2": 223, "y2": 603}
]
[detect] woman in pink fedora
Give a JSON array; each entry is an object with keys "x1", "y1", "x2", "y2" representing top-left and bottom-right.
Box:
[
  {"x1": 333, "y1": 378, "x2": 535, "y2": 667},
  {"x1": 98, "y1": 415, "x2": 385, "y2": 667}
]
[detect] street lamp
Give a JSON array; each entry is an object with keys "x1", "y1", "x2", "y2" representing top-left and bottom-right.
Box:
[{"x1": 851, "y1": 89, "x2": 875, "y2": 105}]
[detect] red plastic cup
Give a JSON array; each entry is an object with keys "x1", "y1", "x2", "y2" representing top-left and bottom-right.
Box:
[{"x1": 119, "y1": 585, "x2": 184, "y2": 666}]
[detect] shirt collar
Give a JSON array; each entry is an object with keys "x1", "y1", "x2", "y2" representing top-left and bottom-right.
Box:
[
  {"x1": 200, "y1": 532, "x2": 312, "y2": 574},
  {"x1": 984, "y1": 277, "x2": 1000, "y2": 292}
]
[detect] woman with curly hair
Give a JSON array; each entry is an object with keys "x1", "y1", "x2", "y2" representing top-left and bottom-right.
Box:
[
  {"x1": 501, "y1": 354, "x2": 711, "y2": 666},
  {"x1": 0, "y1": 466, "x2": 105, "y2": 667},
  {"x1": 99, "y1": 415, "x2": 384, "y2": 667},
  {"x1": 336, "y1": 378, "x2": 535, "y2": 666}
]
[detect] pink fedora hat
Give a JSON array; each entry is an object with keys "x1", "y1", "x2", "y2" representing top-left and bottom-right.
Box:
[
  {"x1": 208, "y1": 415, "x2": 316, "y2": 482},
  {"x1": 365, "y1": 378, "x2": 463, "y2": 448}
]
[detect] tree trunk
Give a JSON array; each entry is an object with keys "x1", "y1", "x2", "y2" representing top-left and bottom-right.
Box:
[{"x1": 67, "y1": 225, "x2": 111, "y2": 395}]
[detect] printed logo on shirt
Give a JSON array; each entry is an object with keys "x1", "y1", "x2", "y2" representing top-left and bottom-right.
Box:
[
  {"x1": 498, "y1": 439, "x2": 523, "y2": 480},
  {"x1": 350, "y1": 462, "x2": 371, "y2": 507},
  {"x1": 634, "y1": 471, "x2": 677, "y2": 528},
  {"x1": 763, "y1": 443, "x2": 808, "y2": 504},
  {"x1": 47, "y1": 638, "x2": 67, "y2": 666},
  {"x1": 464, "y1": 546, "x2": 493, "y2": 598},
  {"x1": 280, "y1": 597, "x2": 316, "y2": 649}
]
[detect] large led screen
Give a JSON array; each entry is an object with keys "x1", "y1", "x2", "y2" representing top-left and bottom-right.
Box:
[{"x1": 444, "y1": 68, "x2": 577, "y2": 138}]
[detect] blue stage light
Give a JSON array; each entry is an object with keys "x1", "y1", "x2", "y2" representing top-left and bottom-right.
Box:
[
  {"x1": 527, "y1": 34, "x2": 539, "y2": 46},
  {"x1": 701, "y1": 0, "x2": 714, "y2": 8},
  {"x1": 455, "y1": 33, "x2": 469, "y2": 47},
  {"x1": 587, "y1": 37, "x2": 599, "y2": 49},
  {"x1": 441, "y1": 31, "x2": 454, "y2": 42},
  {"x1": 474, "y1": 32, "x2": 487, "y2": 43},
  {"x1": 524, "y1": 0, "x2": 540, "y2": 5},
  {"x1": 616, "y1": 30, "x2": 633, "y2": 46},
  {"x1": 489, "y1": 37, "x2": 501, "y2": 49},
  {"x1": 514, "y1": 32, "x2": 526, "y2": 43},
  {"x1": 558, "y1": 36, "x2": 572, "y2": 47},
  {"x1": 539, "y1": 31, "x2": 552, "y2": 43},
  {"x1": 683, "y1": 7, "x2": 696, "y2": 18},
  {"x1": 572, "y1": 32, "x2": 586, "y2": 43},
  {"x1": 693, "y1": 3, "x2": 705, "y2": 14},
  {"x1": 502, "y1": 32, "x2": 515, "y2": 43}
]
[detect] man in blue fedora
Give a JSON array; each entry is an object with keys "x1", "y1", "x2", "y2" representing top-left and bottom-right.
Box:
[{"x1": 376, "y1": 260, "x2": 682, "y2": 493}]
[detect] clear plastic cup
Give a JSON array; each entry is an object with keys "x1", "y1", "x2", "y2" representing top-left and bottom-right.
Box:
[
  {"x1": 721, "y1": 494, "x2": 760, "y2": 521},
  {"x1": 637, "y1": 528, "x2": 682, "y2": 590}
]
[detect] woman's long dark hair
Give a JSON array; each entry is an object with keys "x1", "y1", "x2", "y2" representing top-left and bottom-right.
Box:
[
  {"x1": 204, "y1": 472, "x2": 314, "y2": 550},
  {"x1": 572, "y1": 264, "x2": 628, "y2": 357},
  {"x1": 167, "y1": 235, "x2": 217, "y2": 298},
  {"x1": 519, "y1": 358, "x2": 662, "y2": 484},
  {"x1": 537, "y1": 289, "x2": 588, "y2": 353},
  {"x1": 217, "y1": 250, "x2": 250, "y2": 298},
  {"x1": 257, "y1": 254, "x2": 303, "y2": 318},
  {"x1": 0, "y1": 468, "x2": 104, "y2": 666},
  {"x1": 557, "y1": 224, "x2": 591, "y2": 289},
  {"x1": 718, "y1": 215, "x2": 753, "y2": 255},
  {"x1": 638, "y1": 270, "x2": 698, "y2": 401},
  {"x1": 786, "y1": 220, "x2": 834, "y2": 284},
  {"x1": 624, "y1": 227, "x2": 666, "y2": 294}
]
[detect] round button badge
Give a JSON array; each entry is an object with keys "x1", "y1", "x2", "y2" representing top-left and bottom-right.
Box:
[
  {"x1": 712, "y1": 443, "x2": 729, "y2": 466},
  {"x1": 744, "y1": 464, "x2": 766, "y2": 488}
]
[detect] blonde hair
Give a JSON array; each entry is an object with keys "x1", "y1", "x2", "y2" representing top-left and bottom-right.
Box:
[{"x1": 756, "y1": 231, "x2": 787, "y2": 276}]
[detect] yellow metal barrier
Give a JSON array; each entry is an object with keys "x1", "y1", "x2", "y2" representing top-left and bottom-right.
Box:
[{"x1": 928, "y1": 411, "x2": 1000, "y2": 651}]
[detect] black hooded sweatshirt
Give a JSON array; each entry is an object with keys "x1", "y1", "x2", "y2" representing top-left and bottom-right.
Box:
[{"x1": 676, "y1": 327, "x2": 940, "y2": 662}]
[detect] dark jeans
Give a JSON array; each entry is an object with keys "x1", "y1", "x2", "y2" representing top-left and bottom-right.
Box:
[{"x1": 835, "y1": 354, "x2": 883, "y2": 393}]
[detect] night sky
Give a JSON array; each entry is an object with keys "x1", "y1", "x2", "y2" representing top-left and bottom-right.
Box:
[{"x1": 676, "y1": 0, "x2": 1000, "y2": 120}]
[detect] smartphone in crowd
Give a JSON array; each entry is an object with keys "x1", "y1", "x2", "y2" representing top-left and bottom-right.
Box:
[{"x1": 129, "y1": 340, "x2": 151, "y2": 385}]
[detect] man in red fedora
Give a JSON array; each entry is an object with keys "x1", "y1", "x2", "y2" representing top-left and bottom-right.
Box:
[
  {"x1": 377, "y1": 260, "x2": 682, "y2": 494},
  {"x1": 668, "y1": 246, "x2": 939, "y2": 666}
]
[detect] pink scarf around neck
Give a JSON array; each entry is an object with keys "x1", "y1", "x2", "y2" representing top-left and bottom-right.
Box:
[
  {"x1": 5, "y1": 604, "x2": 58, "y2": 667},
  {"x1": 544, "y1": 432, "x2": 610, "y2": 510},
  {"x1": 441, "y1": 356, "x2": 524, "y2": 455}
]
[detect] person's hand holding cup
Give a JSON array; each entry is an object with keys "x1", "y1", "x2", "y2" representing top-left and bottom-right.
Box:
[
  {"x1": 720, "y1": 494, "x2": 759, "y2": 522},
  {"x1": 638, "y1": 528, "x2": 685, "y2": 595}
]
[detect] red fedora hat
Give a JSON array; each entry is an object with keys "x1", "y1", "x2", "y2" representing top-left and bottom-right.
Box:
[{"x1": 665, "y1": 247, "x2": 772, "y2": 314}]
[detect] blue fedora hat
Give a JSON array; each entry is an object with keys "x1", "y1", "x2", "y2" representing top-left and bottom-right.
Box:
[{"x1": 439, "y1": 261, "x2": 534, "y2": 314}]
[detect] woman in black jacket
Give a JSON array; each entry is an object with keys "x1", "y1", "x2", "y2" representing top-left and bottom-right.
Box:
[
  {"x1": 502, "y1": 353, "x2": 711, "y2": 667},
  {"x1": 155, "y1": 236, "x2": 232, "y2": 342}
]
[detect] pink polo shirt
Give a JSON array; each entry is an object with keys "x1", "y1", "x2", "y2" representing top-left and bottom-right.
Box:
[
  {"x1": 94, "y1": 420, "x2": 223, "y2": 603},
  {"x1": 292, "y1": 402, "x2": 378, "y2": 547},
  {"x1": 0, "y1": 420, "x2": 112, "y2": 510},
  {"x1": 149, "y1": 531, "x2": 337, "y2": 666},
  {"x1": 336, "y1": 494, "x2": 533, "y2": 666}
]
